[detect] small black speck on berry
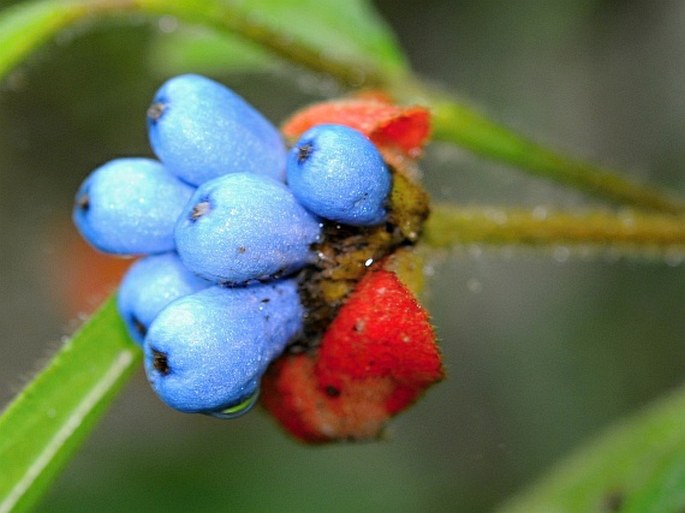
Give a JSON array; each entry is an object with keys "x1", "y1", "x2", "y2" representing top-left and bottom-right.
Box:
[
  {"x1": 76, "y1": 193, "x2": 90, "y2": 212},
  {"x1": 152, "y1": 349, "x2": 170, "y2": 375},
  {"x1": 147, "y1": 101, "x2": 167, "y2": 123},
  {"x1": 189, "y1": 200, "x2": 211, "y2": 221},
  {"x1": 296, "y1": 141, "x2": 314, "y2": 165},
  {"x1": 131, "y1": 315, "x2": 147, "y2": 338}
]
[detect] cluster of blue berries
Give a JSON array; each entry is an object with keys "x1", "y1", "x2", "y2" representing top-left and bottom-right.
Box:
[{"x1": 73, "y1": 74, "x2": 392, "y2": 418}]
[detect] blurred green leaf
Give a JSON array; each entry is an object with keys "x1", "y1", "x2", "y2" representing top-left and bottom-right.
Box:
[
  {"x1": 0, "y1": 0, "x2": 409, "y2": 86},
  {"x1": 622, "y1": 444, "x2": 685, "y2": 513},
  {"x1": 147, "y1": 26, "x2": 274, "y2": 76},
  {"x1": 0, "y1": 0, "x2": 86, "y2": 80},
  {"x1": 0, "y1": 297, "x2": 140, "y2": 513},
  {"x1": 135, "y1": 0, "x2": 408, "y2": 86},
  {"x1": 497, "y1": 383, "x2": 685, "y2": 513},
  {"x1": 234, "y1": 0, "x2": 408, "y2": 78}
]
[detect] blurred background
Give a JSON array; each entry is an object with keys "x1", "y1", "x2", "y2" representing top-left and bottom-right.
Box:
[{"x1": 1, "y1": 0, "x2": 684, "y2": 511}]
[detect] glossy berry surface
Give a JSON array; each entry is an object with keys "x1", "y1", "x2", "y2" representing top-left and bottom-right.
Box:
[
  {"x1": 117, "y1": 252, "x2": 211, "y2": 345},
  {"x1": 147, "y1": 74, "x2": 286, "y2": 186},
  {"x1": 73, "y1": 158, "x2": 194, "y2": 255},
  {"x1": 144, "y1": 280, "x2": 304, "y2": 414},
  {"x1": 175, "y1": 173, "x2": 321, "y2": 284},
  {"x1": 286, "y1": 124, "x2": 391, "y2": 226}
]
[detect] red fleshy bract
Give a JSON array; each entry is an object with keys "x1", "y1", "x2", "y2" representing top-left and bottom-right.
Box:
[
  {"x1": 317, "y1": 269, "x2": 443, "y2": 414},
  {"x1": 261, "y1": 269, "x2": 443, "y2": 443},
  {"x1": 281, "y1": 97, "x2": 431, "y2": 163}
]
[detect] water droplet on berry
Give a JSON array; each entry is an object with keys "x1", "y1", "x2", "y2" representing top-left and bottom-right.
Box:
[{"x1": 207, "y1": 388, "x2": 260, "y2": 419}]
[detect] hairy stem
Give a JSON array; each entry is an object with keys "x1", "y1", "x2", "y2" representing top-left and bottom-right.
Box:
[{"x1": 424, "y1": 204, "x2": 685, "y2": 257}]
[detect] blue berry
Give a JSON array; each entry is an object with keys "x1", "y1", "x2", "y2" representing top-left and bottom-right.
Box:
[
  {"x1": 286, "y1": 124, "x2": 391, "y2": 226},
  {"x1": 147, "y1": 74, "x2": 286, "y2": 186},
  {"x1": 117, "y1": 252, "x2": 211, "y2": 345},
  {"x1": 143, "y1": 280, "x2": 303, "y2": 414},
  {"x1": 175, "y1": 173, "x2": 321, "y2": 284},
  {"x1": 73, "y1": 158, "x2": 194, "y2": 255}
]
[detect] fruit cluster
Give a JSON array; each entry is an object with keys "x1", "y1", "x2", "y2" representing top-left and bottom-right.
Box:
[{"x1": 73, "y1": 74, "x2": 443, "y2": 440}]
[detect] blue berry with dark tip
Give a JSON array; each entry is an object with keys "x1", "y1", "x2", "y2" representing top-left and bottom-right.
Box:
[
  {"x1": 73, "y1": 158, "x2": 194, "y2": 255},
  {"x1": 117, "y1": 252, "x2": 211, "y2": 345},
  {"x1": 143, "y1": 279, "x2": 303, "y2": 414},
  {"x1": 286, "y1": 124, "x2": 391, "y2": 226},
  {"x1": 175, "y1": 173, "x2": 321, "y2": 284},
  {"x1": 147, "y1": 74, "x2": 286, "y2": 186}
]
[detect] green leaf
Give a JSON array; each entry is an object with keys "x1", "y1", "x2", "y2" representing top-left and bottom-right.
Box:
[
  {"x1": 0, "y1": 0, "x2": 409, "y2": 86},
  {"x1": 145, "y1": 0, "x2": 409, "y2": 79},
  {"x1": 147, "y1": 26, "x2": 275, "y2": 75},
  {"x1": 134, "y1": 0, "x2": 408, "y2": 86},
  {"x1": 0, "y1": 0, "x2": 87, "y2": 80},
  {"x1": 234, "y1": 0, "x2": 408, "y2": 78},
  {"x1": 496, "y1": 383, "x2": 685, "y2": 513},
  {"x1": 0, "y1": 297, "x2": 141, "y2": 513},
  {"x1": 621, "y1": 444, "x2": 685, "y2": 513}
]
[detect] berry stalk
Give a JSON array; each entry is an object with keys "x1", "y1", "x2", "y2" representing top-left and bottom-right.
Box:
[{"x1": 424, "y1": 204, "x2": 685, "y2": 258}]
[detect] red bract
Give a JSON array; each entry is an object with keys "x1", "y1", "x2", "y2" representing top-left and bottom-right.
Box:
[
  {"x1": 281, "y1": 96, "x2": 431, "y2": 168},
  {"x1": 261, "y1": 268, "x2": 443, "y2": 443},
  {"x1": 317, "y1": 269, "x2": 443, "y2": 413}
]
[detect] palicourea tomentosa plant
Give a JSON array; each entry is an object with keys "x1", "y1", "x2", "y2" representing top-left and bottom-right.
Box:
[{"x1": 72, "y1": 73, "x2": 444, "y2": 440}]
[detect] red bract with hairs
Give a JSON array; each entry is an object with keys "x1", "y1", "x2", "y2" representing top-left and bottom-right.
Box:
[{"x1": 262, "y1": 268, "x2": 443, "y2": 443}]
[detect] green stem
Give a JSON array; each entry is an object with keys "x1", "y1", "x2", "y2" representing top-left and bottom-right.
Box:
[
  {"x1": 423, "y1": 95, "x2": 685, "y2": 215},
  {"x1": 0, "y1": 297, "x2": 140, "y2": 513},
  {"x1": 424, "y1": 204, "x2": 685, "y2": 256}
]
